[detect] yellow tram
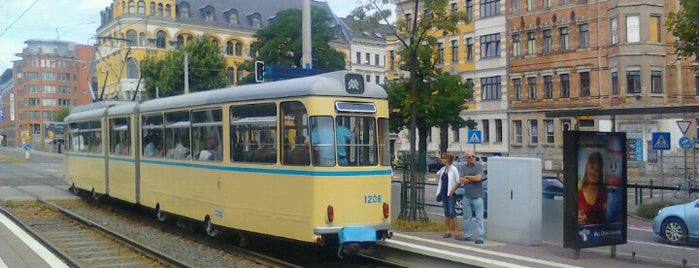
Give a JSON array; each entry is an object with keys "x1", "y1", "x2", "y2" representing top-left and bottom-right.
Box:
[{"x1": 64, "y1": 71, "x2": 392, "y2": 246}]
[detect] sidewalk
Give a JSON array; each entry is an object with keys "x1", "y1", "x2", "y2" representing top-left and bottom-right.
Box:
[{"x1": 380, "y1": 216, "x2": 686, "y2": 268}]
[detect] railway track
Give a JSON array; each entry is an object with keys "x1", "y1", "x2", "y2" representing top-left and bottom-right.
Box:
[{"x1": 1, "y1": 199, "x2": 187, "y2": 268}]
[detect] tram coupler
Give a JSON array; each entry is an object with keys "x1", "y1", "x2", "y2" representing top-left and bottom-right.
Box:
[{"x1": 337, "y1": 226, "x2": 376, "y2": 258}]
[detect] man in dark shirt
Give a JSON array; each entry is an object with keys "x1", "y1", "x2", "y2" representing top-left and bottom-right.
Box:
[{"x1": 455, "y1": 150, "x2": 485, "y2": 244}]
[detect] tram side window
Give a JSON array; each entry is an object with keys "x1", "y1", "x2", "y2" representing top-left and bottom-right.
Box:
[
  {"x1": 308, "y1": 116, "x2": 336, "y2": 166},
  {"x1": 88, "y1": 121, "x2": 102, "y2": 153},
  {"x1": 192, "y1": 109, "x2": 222, "y2": 161},
  {"x1": 110, "y1": 118, "x2": 131, "y2": 155},
  {"x1": 281, "y1": 101, "x2": 309, "y2": 166},
  {"x1": 142, "y1": 114, "x2": 164, "y2": 158},
  {"x1": 69, "y1": 123, "x2": 83, "y2": 152},
  {"x1": 164, "y1": 111, "x2": 190, "y2": 159},
  {"x1": 230, "y1": 103, "x2": 277, "y2": 164},
  {"x1": 378, "y1": 118, "x2": 390, "y2": 166}
]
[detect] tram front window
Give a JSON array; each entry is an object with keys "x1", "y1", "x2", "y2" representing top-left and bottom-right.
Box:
[{"x1": 308, "y1": 116, "x2": 377, "y2": 167}]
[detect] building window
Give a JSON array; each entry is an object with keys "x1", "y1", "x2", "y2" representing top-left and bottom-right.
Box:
[
  {"x1": 480, "y1": 33, "x2": 501, "y2": 58},
  {"x1": 126, "y1": 58, "x2": 139, "y2": 79},
  {"x1": 126, "y1": 30, "x2": 137, "y2": 46},
  {"x1": 156, "y1": 31, "x2": 166, "y2": 48},
  {"x1": 437, "y1": 42, "x2": 444, "y2": 64},
  {"x1": 545, "y1": 120, "x2": 554, "y2": 144},
  {"x1": 150, "y1": 2, "x2": 155, "y2": 15},
  {"x1": 627, "y1": 15, "x2": 640, "y2": 43},
  {"x1": 544, "y1": 75, "x2": 553, "y2": 99},
  {"x1": 514, "y1": 120, "x2": 523, "y2": 144},
  {"x1": 453, "y1": 127, "x2": 460, "y2": 142},
  {"x1": 651, "y1": 70, "x2": 662, "y2": 93},
  {"x1": 179, "y1": 5, "x2": 189, "y2": 18},
  {"x1": 512, "y1": 34, "x2": 520, "y2": 56},
  {"x1": 389, "y1": 50, "x2": 395, "y2": 70},
  {"x1": 513, "y1": 78, "x2": 521, "y2": 100},
  {"x1": 227, "y1": 67, "x2": 234, "y2": 85},
  {"x1": 404, "y1": 13, "x2": 412, "y2": 32},
  {"x1": 512, "y1": 0, "x2": 519, "y2": 14},
  {"x1": 365, "y1": 53, "x2": 370, "y2": 65},
  {"x1": 481, "y1": 76, "x2": 502, "y2": 100},
  {"x1": 128, "y1": 0, "x2": 135, "y2": 13},
  {"x1": 543, "y1": 29, "x2": 552, "y2": 53},
  {"x1": 375, "y1": 54, "x2": 380, "y2": 66},
  {"x1": 544, "y1": 0, "x2": 551, "y2": 8},
  {"x1": 482, "y1": 120, "x2": 490, "y2": 143},
  {"x1": 376, "y1": 76, "x2": 380, "y2": 84},
  {"x1": 165, "y1": 4, "x2": 171, "y2": 16},
  {"x1": 650, "y1": 15, "x2": 661, "y2": 43},
  {"x1": 480, "y1": 0, "x2": 500, "y2": 18},
  {"x1": 529, "y1": 120, "x2": 538, "y2": 144},
  {"x1": 28, "y1": 98, "x2": 39, "y2": 106},
  {"x1": 451, "y1": 40, "x2": 459, "y2": 63},
  {"x1": 527, "y1": 76, "x2": 537, "y2": 100},
  {"x1": 610, "y1": 18, "x2": 618, "y2": 45},
  {"x1": 157, "y1": 3, "x2": 163, "y2": 16},
  {"x1": 252, "y1": 17, "x2": 261, "y2": 28},
  {"x1": 355, "y1": 52, "x2": 361, "y2": 64},
  {"x1": 580, "y1": 72, "x2": 590, "y2": 97},
  {"x1": 495, "y1": 119, "x2": 503, "y2": 142},
  {"x1": 226, "y1": 41, "x2": 233, "y2": 55},
  {"x1": 560, "y1": 27, "x2": 569, "y2": 51},
  {"x1": 611, "y1": 71, "x2": 618, "y2": 95},
  {"x1": 560, "y1": 74, "x2": 570, "y2": 98},
  {"x1": 579, "y1": 23, "x2": 589, "y2": 48},
  {"x1": 451, "y1": 2, "x2": 458, "y2": 13},
  {"x1": 627, "y1": 69, "x2": 641, "y2": 93},
  {"x1": 527, "y1": 32, "x2": 536, "y2": 55},
  {"x1": 466, "y1": 38, "x2": 474, "y2": 61},
  {"x1": 137, "y1": 0, "x2": 145, "y2": 14},
  {"x1": 466, "y1": 79, "x2": 474, "y2": 101},
  {"x1": 527, "y1": 0, "x2": 534, "y2": 11},
  {"x1": 695, "y1": 73, "x2": 699, "y2": 95},
  {"x1": 466, "y1": 0, "x2": 473, "y2": 21}
]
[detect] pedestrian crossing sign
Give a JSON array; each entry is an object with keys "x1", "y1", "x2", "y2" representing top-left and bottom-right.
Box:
[
  {"x1": 651, "y1": 132, "x2": 671, "y2": 150},
  {"x1": 467, "y1": 130, "x2": 482, "y2": 144}
]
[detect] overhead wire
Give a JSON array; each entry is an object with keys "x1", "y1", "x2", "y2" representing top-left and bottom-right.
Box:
[{"x1": 0, "y1": 0, "x2": 40, "y2": 39}]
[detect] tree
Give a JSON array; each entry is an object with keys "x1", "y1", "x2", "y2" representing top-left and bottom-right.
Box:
[
  {"x1": 353, "y1": 0, "x2": 469, "y2": 221},
  {"x1": 667, "y1": 0, "x2": 699, "y2": 61},
  {"x1": 237, "y1": 7, "x2": 346, "y2": 83},
  {"x1": 140, "y1": 34, "x2": 228, "y2": 98},
  {"x1": 54, "y1": 107, "x2": 70, "y2": 122}
]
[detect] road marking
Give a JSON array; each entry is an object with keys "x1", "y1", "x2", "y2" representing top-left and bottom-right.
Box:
[
  {"x1": 0, "y1": 257, "x2": 7, "y2": 268},
  {"x1": 383, "y1": 239, "x2": 530, "y2": 268},
  {"x1": 0, "y1": 213, "x2": 69, "y2": 268},
  {"x1": 628, "y1": 226, "x2": 652, "y2": 232},
  {"x1": 390, "y1": 232, "x2": 583, "y2": 268}
]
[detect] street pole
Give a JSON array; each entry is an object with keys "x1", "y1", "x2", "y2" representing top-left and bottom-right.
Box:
[
  {"x1": 301, "y1": 0, "x2": 312, "y2": 69},
  {"x1": 184, "y1": 52, "x2": 189, "y2": 94}
]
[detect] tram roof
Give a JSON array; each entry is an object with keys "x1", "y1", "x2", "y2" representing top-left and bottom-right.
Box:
[{"x1": 139, "y1": 71, "x2": 387, "y2": 113}]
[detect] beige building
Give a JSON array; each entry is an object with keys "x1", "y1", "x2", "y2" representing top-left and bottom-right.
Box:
[{"x1": 94, "y1": 0, "x2": 352, "y2": 100}]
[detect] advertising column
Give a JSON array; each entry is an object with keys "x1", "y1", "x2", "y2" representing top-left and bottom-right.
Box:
[{"x1": 563, "y1": 131, "x2": 627, "y2": 250}]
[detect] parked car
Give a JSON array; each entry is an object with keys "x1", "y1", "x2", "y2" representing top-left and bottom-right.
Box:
[
  {"x1": 454, "y1": 175, "x2": 564, "y2": 217},
  {"x1": 427, "y1": 156, "x2": 444, "y2": 172},
  {"x1": 652, "y1": 198, "x2": 699, "y2": 245}
]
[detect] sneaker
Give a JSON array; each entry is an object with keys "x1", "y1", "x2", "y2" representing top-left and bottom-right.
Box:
[
  {"x1": 455, "y1": 237, "x2": 472, "y2": 241},
  {"x1": 442, "y1": 234, "x2": 451, "y2": 238},
  {"x1": 475, "y1": 239, "x2": 484, "y2": 244}
]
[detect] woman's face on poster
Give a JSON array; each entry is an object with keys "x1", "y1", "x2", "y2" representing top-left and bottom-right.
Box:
[{"x1": 584, "y1": 157, "x2": 602, "y2": 184}]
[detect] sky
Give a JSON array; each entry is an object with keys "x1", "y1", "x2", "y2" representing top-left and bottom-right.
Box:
[{"x1": 0, "y1": 0, "x2": 362, "y2": 72}]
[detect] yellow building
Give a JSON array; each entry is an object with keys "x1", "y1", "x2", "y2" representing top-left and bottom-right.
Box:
[{"x1": 95, "y1": 0, "x2": 351, "y2": 100}]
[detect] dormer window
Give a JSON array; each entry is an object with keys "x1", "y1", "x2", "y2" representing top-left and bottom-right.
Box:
[
  {"x1": 248, "y1": 13, "x2": 262, "y2": 29},
  {"x1": 200, "y1": 5, "x2": 215, "y2": 23},
  {"x1": 178, "y1": 4, "x2": 190, "y2": 19},
  {"x1": 225, "y1": 9, "x2": 239, "y2": 26}
]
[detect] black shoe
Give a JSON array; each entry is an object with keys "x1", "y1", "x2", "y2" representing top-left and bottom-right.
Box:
[
  {"x1": 443, "y1": 234, "x2": 451, "y2": 238},
  {"x1": 455, "y1": 237, "x2": 472, "y2": 241},
  {"x1": 475, "y1": 239, "x2": 484, "y2": 244}
]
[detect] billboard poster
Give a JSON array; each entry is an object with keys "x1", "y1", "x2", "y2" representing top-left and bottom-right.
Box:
[{"x1": 563, "y1": 131, "x2": 627, "y2": 249}]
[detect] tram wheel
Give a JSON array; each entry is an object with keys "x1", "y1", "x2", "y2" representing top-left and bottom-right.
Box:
[{"x1": 204, "y1": 215, "x2": 220, "y2": 237}]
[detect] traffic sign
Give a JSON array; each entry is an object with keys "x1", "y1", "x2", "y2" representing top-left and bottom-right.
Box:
[
  {"x1": 676, "y1": 120, "x2": 692, "y2": 135},
  {"x1": 467, "y1": 130, "x2": 482, "y2": 144},
  {"x1": 679, "y1": 136, "x2": 693, "y2": 149},
  {"x1": 651, "y1": 132, "x2": 671, "y2": 150}
]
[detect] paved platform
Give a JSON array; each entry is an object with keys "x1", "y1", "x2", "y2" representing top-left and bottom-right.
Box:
[{"x1": 380, "y1": 216, "x2": 690, "y2": 268}]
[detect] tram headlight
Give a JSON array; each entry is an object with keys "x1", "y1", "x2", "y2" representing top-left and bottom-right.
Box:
[
  {"x1": 327, "y1": 205, "x2": 334, "y2": 223},
  {"x1": 382, "y1": 202, "x2": 389, "y2": 219}
]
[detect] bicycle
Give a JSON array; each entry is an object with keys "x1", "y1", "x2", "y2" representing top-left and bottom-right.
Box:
[{"x1": 673, "y1": 178, "x2": 699, "y2": 199}]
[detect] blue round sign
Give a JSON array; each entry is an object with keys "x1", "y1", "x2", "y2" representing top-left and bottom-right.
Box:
[
  {"x1": 679, "y1": 136, "x2": 693, "y2": 149},
  {"x1": 23, "y1": 143, "x2": 32, "y2": 151}
]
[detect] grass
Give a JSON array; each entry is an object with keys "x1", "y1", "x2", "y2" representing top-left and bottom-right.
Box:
[
  {"x1": 392, "y1": 218, "x2": 444, "y2": 232},
  {"x1": 636, "y1": 201, "x2": 678, "y2": 220}
]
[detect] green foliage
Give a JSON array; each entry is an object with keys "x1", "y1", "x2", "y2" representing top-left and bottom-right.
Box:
[
  {"x1": 636, "y1": 201, "x2": 677, "y2": 220},
  {"x1": 392, "y1": 218, "x2": 443, "y2": 232},
  {"x1": 667, "y1": 0, "x2": 699, "y2": 61},
  {"x1": 54, "y1": 107, "x2": 70, "y2": 122},
  {"x1": 140, "y1": 34, "x2": 227, "y2": 98},
  {"x1": 237, "y1": 7, "x2": 346, "y2": 84}
]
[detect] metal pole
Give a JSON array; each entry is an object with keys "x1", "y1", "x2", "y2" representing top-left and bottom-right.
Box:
[
  {"x1": 184, "y1": 52, "x2": 189, "y2": 94},
  {"x1": 660, "y1": 150, "x2": 664, "y2": 203},
  {"x1": 301, "y1": 0, "x2": 312, "y2": 69}
]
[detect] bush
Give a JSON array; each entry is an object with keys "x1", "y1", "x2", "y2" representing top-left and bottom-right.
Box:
[
  {"x1": 392, "y1": 219, "x2": 443, "y2": 232},
  {"x1": 636, "y1": 201, "x2": 677, "y2": 220}
]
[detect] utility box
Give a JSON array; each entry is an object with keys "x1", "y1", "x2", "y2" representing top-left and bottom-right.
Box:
[{"x1": 487, "y1": 157, "x2": 542, "y2": 245}]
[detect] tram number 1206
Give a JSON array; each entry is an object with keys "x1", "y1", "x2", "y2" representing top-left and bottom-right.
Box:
[{"x1": 364, "y1": 195, "x2": 382, "y2": 204}]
